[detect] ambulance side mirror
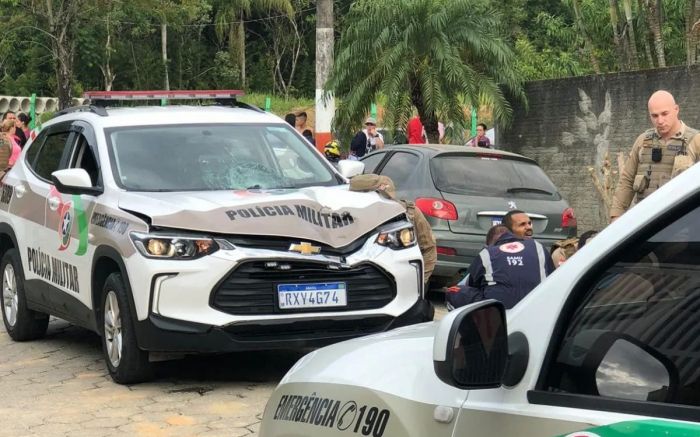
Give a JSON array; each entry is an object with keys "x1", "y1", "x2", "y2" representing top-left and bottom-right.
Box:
[{"x1": 433, "y1": 300, "x2": 509, "y2": 389}]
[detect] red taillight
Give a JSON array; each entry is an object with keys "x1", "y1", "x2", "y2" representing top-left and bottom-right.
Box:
[
  {"x1": 415, "y1": 197, "x2": 458, "y2": 220},
  {"x1": 562, "y1": 207, "x2": 577, "y2": 227},
  {"x1": 436, "y1": 246, "x2": 457, "y2": 256}
]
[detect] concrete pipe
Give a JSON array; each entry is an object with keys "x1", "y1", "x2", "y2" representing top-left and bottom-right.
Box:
[
  {"x1": 20, "y1": 97, "x2": 31, "y2": 113},
  {"x1": 34, "y1": 98, "x2": 47, "y2": 113},
  {"x1": 8, "y1": 97, "x2": 20, "y2": 112},
  {"x1": 71, "y1": 97, "x2": 85, "y2": 107},
  {"x1": 44, "y1": 98, "x2": 58, "y2": 113},
  {"x1": 0, "y1": 96, "x2": 9, "y2": 113}
]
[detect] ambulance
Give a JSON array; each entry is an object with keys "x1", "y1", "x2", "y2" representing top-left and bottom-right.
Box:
[{"x1": 259, "y1": 159, "x2": 700, "y2": 436}]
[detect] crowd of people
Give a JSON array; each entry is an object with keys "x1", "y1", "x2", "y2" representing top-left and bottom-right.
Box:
[{"x1": 0, "y1": 111, "x2": 31, "y2": 179}]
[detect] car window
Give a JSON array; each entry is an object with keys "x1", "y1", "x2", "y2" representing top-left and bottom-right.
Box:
[
  {"x1": 69, "y1": 135, "x2": 100, "y2": 186},
  {"x1": 24, "y1": 131, "x2": 46, "y2": 168},
  {"x1": 33, "y1": 131, "x2": 71, "y2": 181},
  {"x1": 543, "y1": 203, "x2": 700, "y2": 410},
  {"x1": 360, "y1": 151, "x2": 387, "y2": 174},
  {"x1": 106, "y1": 124, "x2": 337, "y2": 191},
  {"x1": 431, "y1": 155, "x2": 561, "y2": 200},
  {"x1": 377, "y1": 152, "x2": 419, "y2": 189}
]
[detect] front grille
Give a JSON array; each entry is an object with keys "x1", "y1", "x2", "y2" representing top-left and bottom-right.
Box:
[
  {"x1": 211, "y1": 260, "x2": 396, "y2": 315},
  {"x1": 224, "y1": 316, "x2": 394, "y2": 342},
  {"x1": 225, "y1": 235, "x2": 367, "y2": 256}
]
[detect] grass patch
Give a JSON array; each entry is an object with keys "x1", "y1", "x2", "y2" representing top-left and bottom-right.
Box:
[{"x1": 239, "y1": 93, "x2": 315, "y2": 117}]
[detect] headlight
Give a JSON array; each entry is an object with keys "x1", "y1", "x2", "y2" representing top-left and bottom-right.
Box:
[
  {"x1": 375, "y1": 221, "x2": 417, "y2": 250},
  {"x1": 130, "y1": 232, "x2": 219, "y2": 259}
]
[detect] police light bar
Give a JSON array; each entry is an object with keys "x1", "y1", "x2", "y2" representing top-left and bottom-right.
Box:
[{"x1": 83, "y1": 90, "x2": 245, "y2": 101}]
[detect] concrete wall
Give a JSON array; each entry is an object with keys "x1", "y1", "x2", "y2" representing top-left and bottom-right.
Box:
[{"x1": 499, "y1": 65, "x2": 700, "y2": 232}]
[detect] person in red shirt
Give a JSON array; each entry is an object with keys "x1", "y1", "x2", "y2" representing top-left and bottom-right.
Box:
[{"x1": 407, "y1": 115, "x2": 426, "y2": 144}]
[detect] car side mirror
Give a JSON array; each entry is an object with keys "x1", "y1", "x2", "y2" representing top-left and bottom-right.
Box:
[
  {"x1": 583, "y1": 332, "x2": 678, "y2": 402},
  {"x1": 337, "y1": 160, "x2": 364, "y2": 179},
  {"x1": 51, "y1": 169, "x2": 102, "y2": 196},
  {"x1": 433, "y1": 300, "x2": 508, "y2": 389}
]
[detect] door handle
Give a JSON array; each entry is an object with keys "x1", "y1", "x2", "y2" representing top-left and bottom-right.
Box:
[{"x1": 48, "y1": 197, "x2": 60, "y2": 211}]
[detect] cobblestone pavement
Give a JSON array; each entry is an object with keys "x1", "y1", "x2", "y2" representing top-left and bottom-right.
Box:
[{"x1": 0, "y1": 296, "x2": 447, "y2": 437}]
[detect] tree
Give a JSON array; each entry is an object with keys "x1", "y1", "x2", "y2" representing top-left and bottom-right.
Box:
[
  {"x1": 135, "y1": 0, "x2": 211, "y2": 90},
  {"x1": 326, "y1": 0, "x2": 525, "y2": 143},
  {"x1": 2, "y1": 0, "x2": 92, "y2": 108},
  {"x1": 214, "y1": 0, "x2": 293, "y2": 87}
]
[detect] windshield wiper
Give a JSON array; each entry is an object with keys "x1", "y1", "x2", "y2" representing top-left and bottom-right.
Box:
[
  {"x1": 506, "y1": 187, "x2": 553, "y2": 195},
  {"x1": 246, "y1": 184, "x2": 297, "y2": 190}
]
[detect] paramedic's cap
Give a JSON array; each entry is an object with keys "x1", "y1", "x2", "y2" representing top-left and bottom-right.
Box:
[
  {"x1": 349, "y1": 174, "x2": 396, "y2": 199},
  {"x1": 364, "y1": 117, "x2": 377, "y2": 125}
]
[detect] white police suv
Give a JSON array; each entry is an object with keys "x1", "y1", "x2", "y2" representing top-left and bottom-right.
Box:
[
  {"x1": 259, "y1": 157, "x2": 700, "y2": 435},
  {"x1": 0, "y1": 91, "x2": 430, "y2": 384}
]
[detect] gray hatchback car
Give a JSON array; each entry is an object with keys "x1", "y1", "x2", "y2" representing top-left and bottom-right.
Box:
[{"x1": 361, "y1": 145, "x2": 576, "y2": 288}]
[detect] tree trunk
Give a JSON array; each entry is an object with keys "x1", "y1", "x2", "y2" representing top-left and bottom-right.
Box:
[
  {"x1": 101, "y1": 18, "x2": 115, "y2": 91},
  {"x1": 315, "y1": 0, "x2": 335, "y2": 146},
  {"x1": 621, "y1": 0, "x2": 640, "y2": 69},
  {"x1": 238, "y1": 13, "x2": 246, "y2": 88},
  {"x1": 686, "y1": 0, "x2": 700, "y2": 64},
  {"x1": 44, "y1": 0, "x2": 76, "y2": 109},
  {"x1": 161, "y1": 23, "x2": 170, "y2": 90},
  {"x1": 608, "y1": 0, "x2": 627, "y2": 69},
  {"x1": 636, "y1": 0, "x2": 655, "y2": 67},
  {"x1": 571, "y1": 0, "x2": 601, "y2": 73},
  {"x1": 645, "y1": 0, "x2": 665, "y2": 67},
  {"x1": 411, "y1": 81, "x2": 439, "y2": 143}
]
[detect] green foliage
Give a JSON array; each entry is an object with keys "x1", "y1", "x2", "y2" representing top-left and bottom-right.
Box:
[{"x1": 327, "y1": 0, "x2": 525, "y2": 142}]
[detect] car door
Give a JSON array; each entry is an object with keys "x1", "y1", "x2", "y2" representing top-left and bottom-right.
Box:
[
  {"x1": 43, "y1": 121, "x2": 102, "y2": 318},
  {"x1": 452, "y1": 192, "x2": 700, "y2": 435},
  {"x1": 14, "y1": 123, "x2": 74, "y2": 311}
]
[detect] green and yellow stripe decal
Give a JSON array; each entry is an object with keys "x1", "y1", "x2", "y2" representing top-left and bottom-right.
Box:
[
  {"x1": 71, "y1": 194, "x2": 89, "y2": 256},
  {"x1": 560, "y1": 420, "x2": 700, "y2": 437}
]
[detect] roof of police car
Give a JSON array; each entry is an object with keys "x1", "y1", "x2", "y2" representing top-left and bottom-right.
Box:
[{"x1": 49, "y1": 105, "x2": 284, "y2": 127}]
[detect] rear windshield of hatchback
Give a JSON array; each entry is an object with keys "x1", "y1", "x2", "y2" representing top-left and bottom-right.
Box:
[{"x1": 430, "y1": 154, "x2": 562, "y2": 200}]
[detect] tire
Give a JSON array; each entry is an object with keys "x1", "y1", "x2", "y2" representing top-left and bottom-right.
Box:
[
  {"x1": 1, "y1": 249, "x2": 49, "y2": 341},
  {"x1": 100, "y1": 272, "x2": 152, "y2": 384}
]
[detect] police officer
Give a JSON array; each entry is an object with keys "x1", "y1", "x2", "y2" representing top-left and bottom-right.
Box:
[
  {"x1": 349, "y1": 174, "x2": 436, "y2": 284},
  {"x1": 611, "y1": 90, "x2": 700, "y2": 221},
  {"x1": 467, "y1": 219, "x2": 554, "y2": 309}
]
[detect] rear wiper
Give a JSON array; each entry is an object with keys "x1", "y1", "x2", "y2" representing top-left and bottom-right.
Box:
[{"x1": 506, "y1": 187, "x2": 553, "y2": 195}]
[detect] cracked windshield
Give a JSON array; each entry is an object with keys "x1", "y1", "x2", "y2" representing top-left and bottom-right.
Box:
[{"x1": 107, "y1": 124, "x2": 337, "y2": 191}]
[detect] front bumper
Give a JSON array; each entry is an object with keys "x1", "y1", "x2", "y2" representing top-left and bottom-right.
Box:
[{"x1": 134, "y1": 297, "x2": 433, "y2": 353}]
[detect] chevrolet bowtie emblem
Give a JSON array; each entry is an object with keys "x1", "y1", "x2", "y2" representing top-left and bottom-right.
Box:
[{"x1": 289, "y1": 242, "x2": 321, "y2": 255}]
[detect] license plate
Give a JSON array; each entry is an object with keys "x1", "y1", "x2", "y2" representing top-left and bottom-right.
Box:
[
  {"x1": 491, "y1": 217, "x2": 503, "y2": 226},
  {"x1": 277, "y1": 282, "x2": 347, "y2": 309}
]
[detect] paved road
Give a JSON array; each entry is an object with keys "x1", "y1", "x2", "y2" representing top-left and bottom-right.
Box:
[{"x1": 0, "y1": 295, "x2": 446, "y2": 436}]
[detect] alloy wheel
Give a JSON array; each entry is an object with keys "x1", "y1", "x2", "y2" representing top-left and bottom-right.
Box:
[
  {"x1": 2, "y1": 264, "x2": 18, "y2": 327},
  {"x1": 103, "y1": 291, "x2": 123, "y2": 367}
]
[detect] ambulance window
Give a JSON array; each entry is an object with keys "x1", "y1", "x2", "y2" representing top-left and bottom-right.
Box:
[{"x1": 537, "y1": 201, "x2": 700, "y2": 417}]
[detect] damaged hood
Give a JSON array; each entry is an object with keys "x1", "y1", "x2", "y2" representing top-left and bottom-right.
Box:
[{"x1": 118, "y1": 186, "x2": 406, "y2": 248}]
